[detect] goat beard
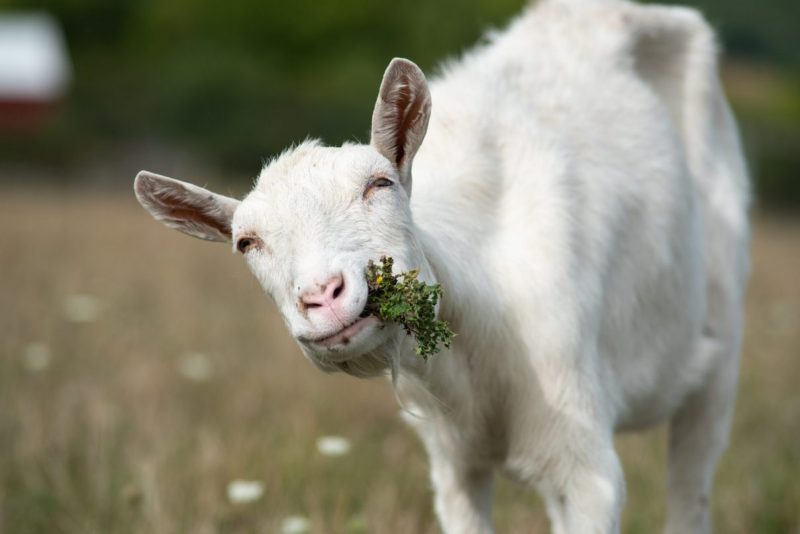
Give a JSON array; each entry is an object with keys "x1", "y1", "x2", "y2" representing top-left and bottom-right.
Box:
[
  {"x1": 306, "y1": 346, "x2": 393, "y2": 378},
  {"x1": 331, "y1": 351, "x2": 392, "y2": 378}
]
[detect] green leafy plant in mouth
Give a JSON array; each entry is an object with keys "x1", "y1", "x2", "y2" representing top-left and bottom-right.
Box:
[{"x1": 364, "y1": 256, "x2": 455, "y2": 360}]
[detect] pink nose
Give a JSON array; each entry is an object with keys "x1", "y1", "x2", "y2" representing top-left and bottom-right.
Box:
[{"x1": 300, "y1": 274, "x2": 346, "y2": 311}]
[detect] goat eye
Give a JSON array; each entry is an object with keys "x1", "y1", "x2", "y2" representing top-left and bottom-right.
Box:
[
  {"x1": 364, "y1": 177, "x2": 394, "y2": 198},
  {"x1": 236, "y1": 237, "x2": 254, "y2": 254}
]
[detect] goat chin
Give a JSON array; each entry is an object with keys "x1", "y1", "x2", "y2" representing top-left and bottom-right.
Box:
[
  {"x1": 332, "y1": 353, "x2": 391, "y2": 378},
  {"x1": 308, "y1": 324, "x2": 417, "y2": 379},
  {"x1": 307, "y1": 347, "x2": 393, "y2": 378}
]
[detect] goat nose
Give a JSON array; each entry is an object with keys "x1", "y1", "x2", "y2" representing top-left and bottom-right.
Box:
[{"x1": 300, "y1": 274, "x2": 345, "y2": 310}]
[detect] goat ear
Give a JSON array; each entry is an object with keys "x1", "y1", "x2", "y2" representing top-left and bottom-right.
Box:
[
  {"x1": 370, "y1": 58, "x2": 431, "y2": 188},
  {"x1": 133, "y1": 171, "x2": 239, "y2": 243}
]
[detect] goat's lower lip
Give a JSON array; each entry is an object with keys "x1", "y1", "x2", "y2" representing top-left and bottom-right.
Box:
[{"x1": 304, "y1": 316, "x2": 378, "y2": 348}]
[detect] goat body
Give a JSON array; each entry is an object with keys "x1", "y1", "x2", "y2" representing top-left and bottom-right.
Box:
[{"x1": 134, "y1": 1, "x2": 750, "y2": 532}]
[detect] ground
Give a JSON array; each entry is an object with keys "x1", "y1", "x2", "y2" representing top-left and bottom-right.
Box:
[{"x1": 0, "y1": 191, "x2": 797, "y2": 533}]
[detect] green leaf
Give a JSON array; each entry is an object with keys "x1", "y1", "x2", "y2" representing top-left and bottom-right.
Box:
[{"x1": 364, "y1": 256, "x2": 455, "y2": 360}]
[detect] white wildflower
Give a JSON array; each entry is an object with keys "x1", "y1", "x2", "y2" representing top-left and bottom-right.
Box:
[
  {"x1": 226, "y1": 480, "x2": 264, "y2": 504},
  {"x1": 22, "y1": 342, "x2": 51, "y2": 372},
  {"x1": 63, "y1": 294, "x2": 100, "y2": 323},
  {"x1": 177, "y1": 352, "x2": 213, "y2": 382},
  {"x1": 280, "y1": 515, "x2": 311, "y2": 534},
  {"x1": 316, "y1": 435, "x2": 351, "y2": 457}
]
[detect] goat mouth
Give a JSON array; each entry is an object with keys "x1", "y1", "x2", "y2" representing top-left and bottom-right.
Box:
[{"x1": 302, "y1": 316, "x2": 380, "y2": 350}]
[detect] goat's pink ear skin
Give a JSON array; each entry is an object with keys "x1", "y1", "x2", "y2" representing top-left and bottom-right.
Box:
[
  {"x1": 370, "y1": 58, "x2": 432, "y2": 194},
  {"x1": 133, "y1": 170, "x2": 240, "y2": 243}
]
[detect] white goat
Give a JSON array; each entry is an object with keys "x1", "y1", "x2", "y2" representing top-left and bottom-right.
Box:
[{"x1": 134, "y1": 0, "x2": 750, "y2": 531}]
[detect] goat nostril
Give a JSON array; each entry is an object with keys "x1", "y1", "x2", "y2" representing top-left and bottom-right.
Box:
[
  {"x1": 304, "y1": 301, "x2": 323, "y2": 310},
  {"x1": 332, "y1": 279, "x2": 344, "y2": 300}
]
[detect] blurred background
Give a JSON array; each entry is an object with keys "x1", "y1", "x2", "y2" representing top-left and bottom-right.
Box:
[{"x1": 0, "y1": 0, "x2": 797, "y2": 532}]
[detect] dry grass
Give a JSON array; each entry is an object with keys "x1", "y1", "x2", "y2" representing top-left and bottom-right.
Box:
[{"x1": 0, "y1": 191, "x2": 797, "y2": 533}]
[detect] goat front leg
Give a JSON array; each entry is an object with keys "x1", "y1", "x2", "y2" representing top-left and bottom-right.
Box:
[
  {"x1": 406, "y1": 391, "x2": 495, "y2": 532},
  {"x1": 429, "y1": 451, "x2": 494, "y2": 534},
  {"x1": 538, "y1": 436, "x2": 626, "y2": 534}
]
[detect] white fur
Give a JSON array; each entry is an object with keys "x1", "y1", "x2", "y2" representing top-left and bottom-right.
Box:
[{"x1": 134, "y1": 0, "x2": 750, "y2": 532}]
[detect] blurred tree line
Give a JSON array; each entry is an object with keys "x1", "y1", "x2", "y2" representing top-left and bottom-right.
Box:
[{"x1": 1, "y1": 0, "x2": 798, "y2": 206}]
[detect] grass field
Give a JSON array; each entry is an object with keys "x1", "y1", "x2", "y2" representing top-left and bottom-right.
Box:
[{"x1": 0, "y1": 191, "x2": 797, "y2": 533}]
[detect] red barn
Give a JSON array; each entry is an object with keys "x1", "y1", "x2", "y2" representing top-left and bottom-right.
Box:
[{"x1": 0, "y1": 13, "x2": 71, "y2": 132}]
